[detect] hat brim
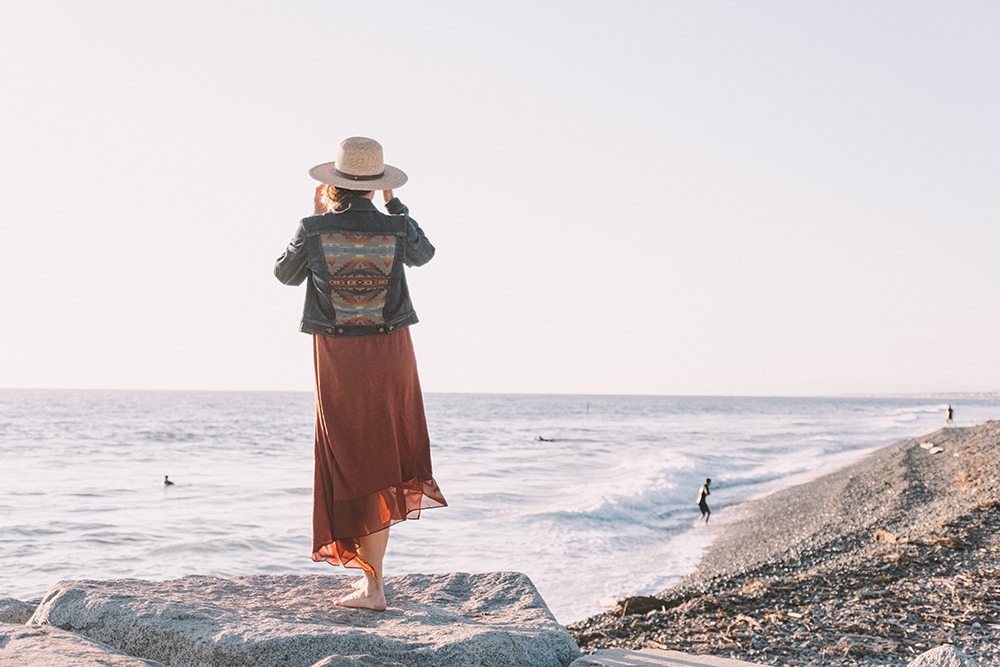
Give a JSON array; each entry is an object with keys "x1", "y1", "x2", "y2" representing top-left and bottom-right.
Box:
[{"x1": 308, "y1": 162, "x2": 408, "y2": 190}]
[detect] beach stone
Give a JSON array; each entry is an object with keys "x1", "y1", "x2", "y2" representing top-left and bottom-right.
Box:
[
  {"x1": 0, "y1": 622, "x2": 165, "y2": 666},
  {"x1": 613, "y1": 596, "x2": 678, "y2": 616},
  {"x1": 30, "y1": 571, "x2": 580, "y2": 667},
  {"x1": 571, "y1": 647, "x2": 763, "y2": 666},
  {"x1": 0, "y1": 598, "x2": 37, "y2": 624},
  {"x1": 906, "y1": 644, "x2": 978, "y2": 667}
]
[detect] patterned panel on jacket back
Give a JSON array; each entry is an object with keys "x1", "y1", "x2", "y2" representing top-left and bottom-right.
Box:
[{"x1": 321, "y1": 233, "x2": 396, "y2": 325}]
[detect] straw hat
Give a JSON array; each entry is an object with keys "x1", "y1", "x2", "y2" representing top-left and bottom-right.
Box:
[{"x1": 308, "y1": 137, "x2": 408, "y2": 190}]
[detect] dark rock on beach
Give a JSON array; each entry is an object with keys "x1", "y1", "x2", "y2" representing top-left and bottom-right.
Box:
[
  {"x1": 569, "y1": 422, "x2": 1000, "y2": 667},
  {"x1": 612, "y1": 596, "x2": 688, "y2": 617}
]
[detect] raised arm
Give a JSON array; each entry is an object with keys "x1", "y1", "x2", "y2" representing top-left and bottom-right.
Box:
[
  {"x1": 385, "y1": 194, "x2": 435, "y2": 267},
  {"x1": 274, "y1": 221, "x2": 310, "y2": 285}
]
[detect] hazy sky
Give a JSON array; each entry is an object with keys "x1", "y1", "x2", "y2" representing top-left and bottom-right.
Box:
[{"x1": 1, "y1": 1, "x2": 998, "y2": 395}]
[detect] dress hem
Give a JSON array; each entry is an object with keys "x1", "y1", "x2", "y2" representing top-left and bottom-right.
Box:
[{"x1": 311, "y1": 475, "x2": 447, "y2": 577}]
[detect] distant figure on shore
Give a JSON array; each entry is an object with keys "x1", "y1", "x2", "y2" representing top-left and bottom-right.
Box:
[
  {"x1": 698, "y1": 478, "x2": 711, "y2": 523},
  {"x1": 163, "y1": 476, "x2": 174, "y2": 486},
  {"x1": 946, "y1": 405, "x2": 954, "y2": 425}
]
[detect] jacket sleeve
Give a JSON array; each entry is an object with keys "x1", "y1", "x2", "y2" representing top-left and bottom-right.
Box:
[
  {"x1": 274, "y1": 221, "x2": 310, "y2": 285},
  {"x1": 386, "y1": 197, "x2": 435, "y2": 267}
]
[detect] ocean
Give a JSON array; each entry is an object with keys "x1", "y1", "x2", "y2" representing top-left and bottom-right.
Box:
[{"x1": 1, "y1": 390, "x2": 998, "y2": 623}]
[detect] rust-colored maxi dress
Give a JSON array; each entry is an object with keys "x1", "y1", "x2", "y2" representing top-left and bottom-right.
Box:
[{"x1": 310, "y1": 328, "x2": 447, "y2": 575}]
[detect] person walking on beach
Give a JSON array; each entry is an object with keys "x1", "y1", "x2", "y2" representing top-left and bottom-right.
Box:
[
  {"x1": 698, "y1": 478, "x2": 711, "y2": 523},
  {"x1": 275, "y1": 137, "x2": 447, "y2": 611},
  {"x1": 946, "y1": 405, "x2": 954, "y2": 425}
]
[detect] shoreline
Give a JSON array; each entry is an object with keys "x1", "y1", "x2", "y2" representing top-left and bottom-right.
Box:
[{"x1": 568, "y1": 421, "x2": 1000, "y2": 666}]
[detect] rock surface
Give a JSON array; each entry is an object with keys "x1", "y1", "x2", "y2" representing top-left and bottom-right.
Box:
[
  {"x1": 0, "y1": 622, "x2": 165, "y2": 666},
  {"x1": 906, "y1": 645, "x2": 979, "y2": 667},
  {"x1": 0, "y1": 598, "x2": 37, "y2": 624},
  {"x1": 571, "y1": 647, "x2": 763, "y2": 666},
  {"x1": 30, "y1": 571, "x2": 580, "y2": 667}
]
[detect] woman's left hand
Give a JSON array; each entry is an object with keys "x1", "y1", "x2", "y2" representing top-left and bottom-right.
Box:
[{"x1": 313, "y1": 185, "x2": 329, "y2": 215}]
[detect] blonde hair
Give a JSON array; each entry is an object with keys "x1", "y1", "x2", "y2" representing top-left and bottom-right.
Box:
[{"x1": 322, "y1": 185, "x2": 372, "y2": 210}]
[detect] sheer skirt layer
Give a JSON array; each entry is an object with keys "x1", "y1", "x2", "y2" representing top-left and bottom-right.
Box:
[{"x1": 311, "y1": 477, "x2": 447, "y2": 574}]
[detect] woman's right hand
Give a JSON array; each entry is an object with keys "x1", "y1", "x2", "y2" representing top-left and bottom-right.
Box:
[
  {"x1": 382, "y1": 189, "x2": 394, "y2": 204},
  {"x1": 313, "y1": 184, "x2": 329, "y2": 215}
]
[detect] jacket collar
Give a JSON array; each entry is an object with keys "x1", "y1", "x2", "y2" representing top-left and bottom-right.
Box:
[{"x1": 332, "y1": 197, "x2": 377, "y2": 214}]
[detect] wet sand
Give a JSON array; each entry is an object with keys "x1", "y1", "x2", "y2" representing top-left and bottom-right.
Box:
[{"x1": 568, "y1": 421, "x2": 1000, "y2": 666}]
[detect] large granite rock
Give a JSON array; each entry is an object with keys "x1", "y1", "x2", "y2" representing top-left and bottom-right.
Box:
[
  {"x1": 0, "y1": 622, "x2": 165, "y2": 666},
  {"x1": 30, "y1": 571, "x2": 580, "y2": 667},
  {"x1": 906, "y1": 645, "x2": 978, "y2": 667},
  {"x1": 0, "y1": 598, "x2": 37, "y2": 624}
]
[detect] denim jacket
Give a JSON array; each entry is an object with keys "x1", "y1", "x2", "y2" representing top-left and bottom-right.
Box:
[{"x1": 274, "y1": 197, "x2": 434, "y2": 338}]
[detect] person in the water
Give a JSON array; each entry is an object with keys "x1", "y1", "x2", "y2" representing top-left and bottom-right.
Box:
[
  {"x1": 697, "y1": 478, "x2": 711, "y2": 523},
  {"x1": 163, "y1": 476, "x2": 175, "y2": 486}
]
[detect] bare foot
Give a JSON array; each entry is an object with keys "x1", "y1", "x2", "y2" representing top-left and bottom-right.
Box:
[
  {"x1": 351, "y1": 577, "x2": 365, "y2": 591},
  {"x1": 334, "y1": 586, "x2": 387, "y2": 611}
]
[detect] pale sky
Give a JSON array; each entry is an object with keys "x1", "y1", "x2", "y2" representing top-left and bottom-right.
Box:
[{"x1": 1, "y1": 1, "x2": 998, "y2": 395}]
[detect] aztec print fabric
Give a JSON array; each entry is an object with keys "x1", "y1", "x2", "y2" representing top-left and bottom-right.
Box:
[{"x1": 321, "y1": 233, "x2": 396, "y2": 326}]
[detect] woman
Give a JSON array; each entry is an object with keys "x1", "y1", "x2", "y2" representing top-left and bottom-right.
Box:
[{"x1": 274, "y1": 136, "x2": 447, "y2": 610}]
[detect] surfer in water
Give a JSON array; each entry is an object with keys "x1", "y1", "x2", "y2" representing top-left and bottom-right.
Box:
[
  {"x1": 697, "y1": 478, "x2": 711, "y2": 523},
  {"x1": 163, "y1": 476, "x2": 175, "y2": 486}
]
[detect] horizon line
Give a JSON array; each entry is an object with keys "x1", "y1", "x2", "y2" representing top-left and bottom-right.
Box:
[{"x1": 2, "y1": 387, "x2": 998, "y2": 400}]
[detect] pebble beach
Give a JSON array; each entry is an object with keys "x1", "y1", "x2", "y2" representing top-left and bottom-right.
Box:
[{"x1": 568, "y1": 421, "x2": 1000, "y2": 666}]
